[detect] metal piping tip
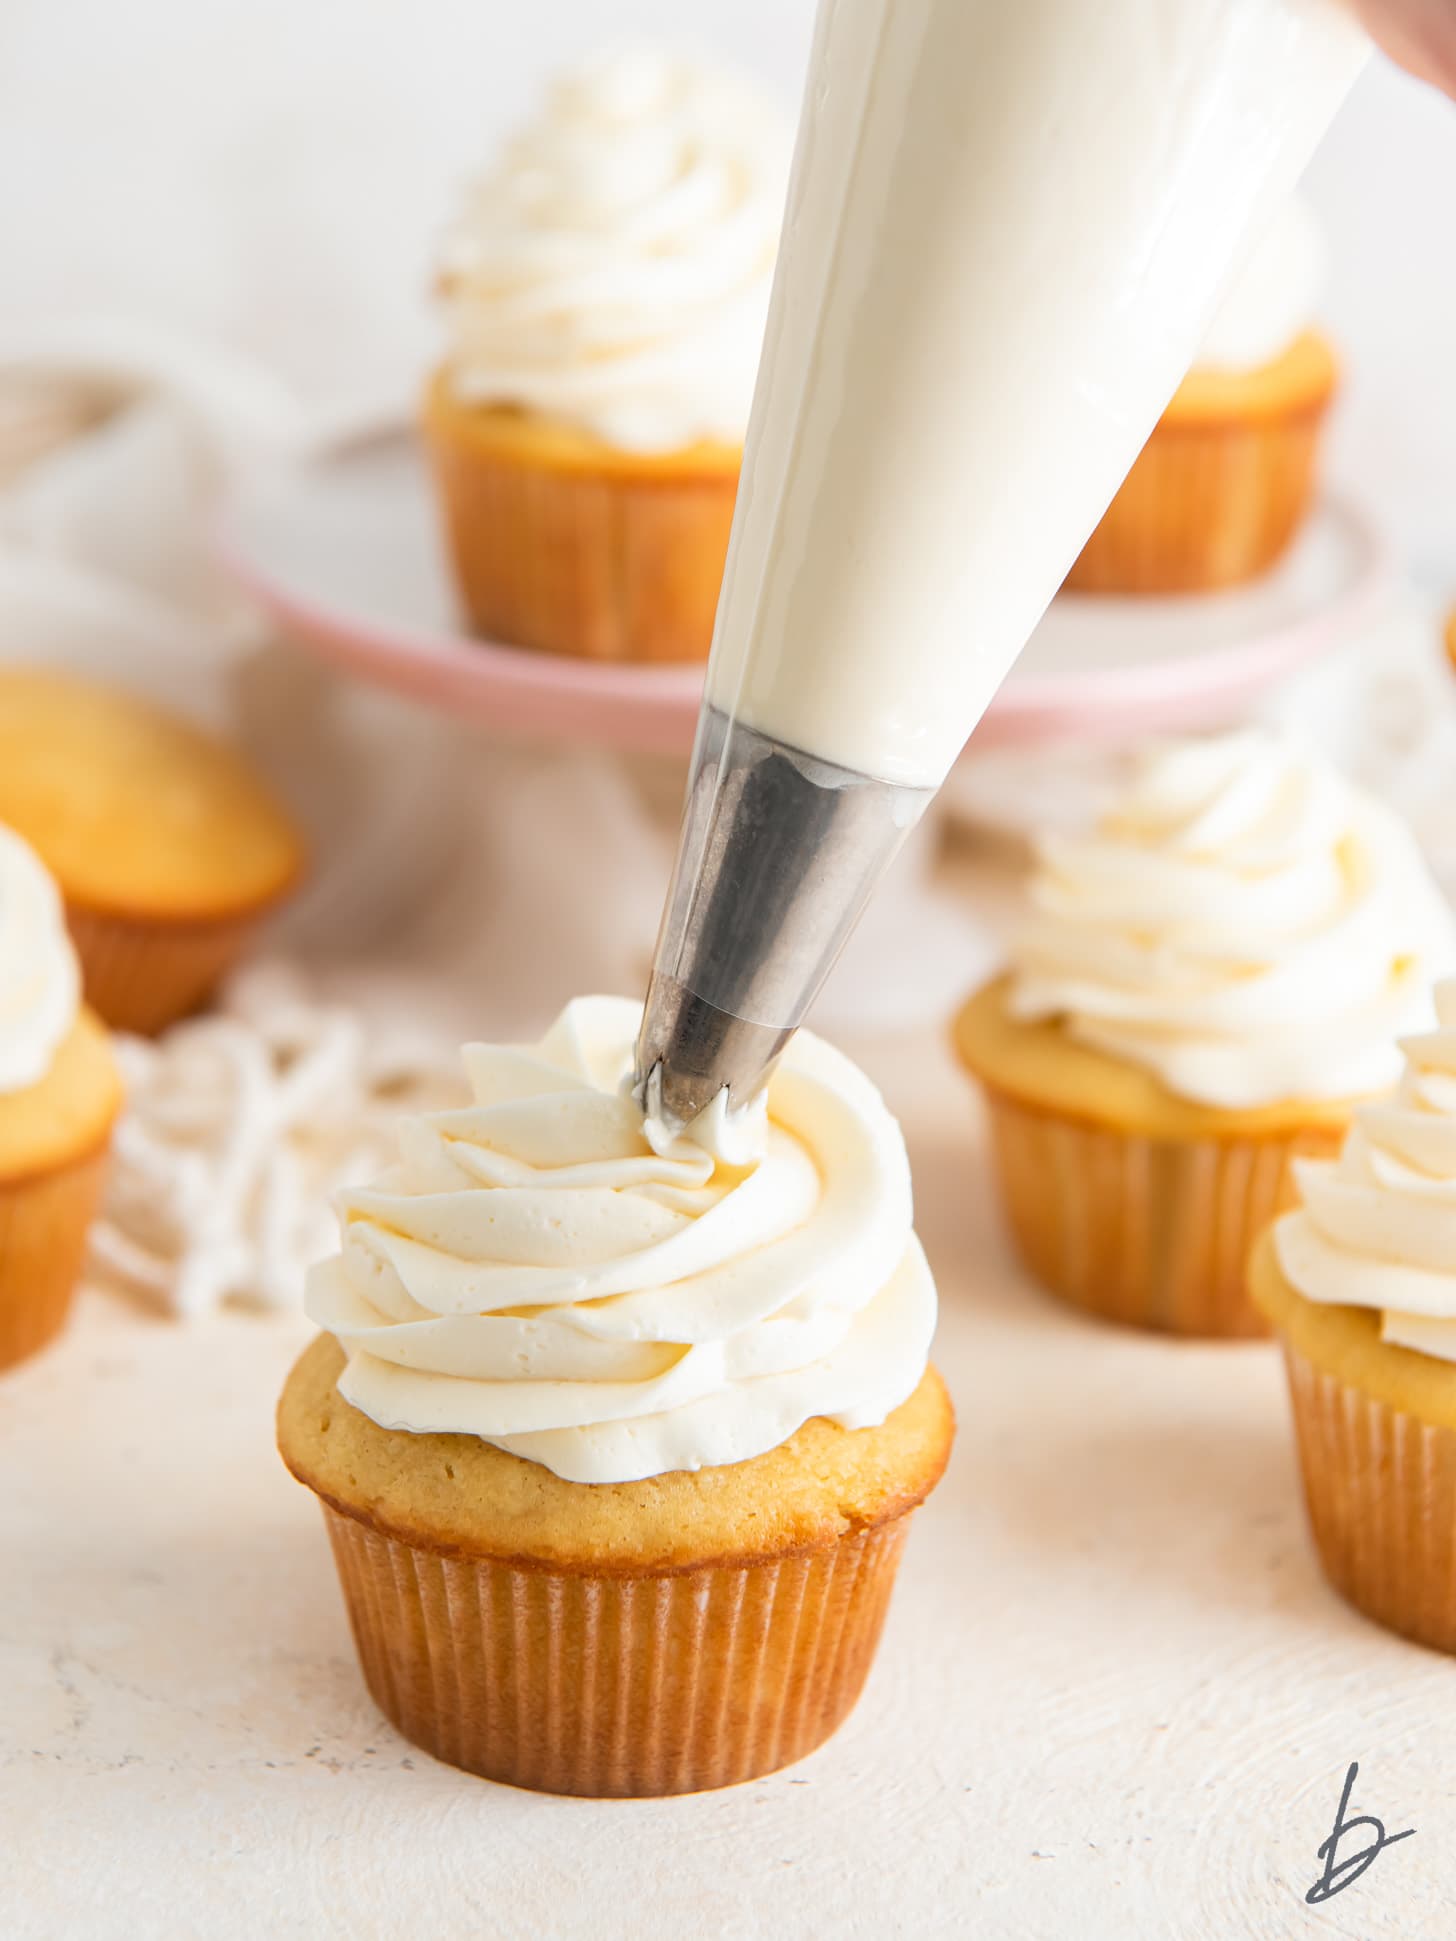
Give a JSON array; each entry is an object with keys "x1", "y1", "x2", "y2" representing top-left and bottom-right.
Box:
[
  {"x1": 633, "y1": 704, "x2": 934, "y2": 1145},
  {"x1": 633, "y1": 970, "x2": 792, "y2": 1138}
]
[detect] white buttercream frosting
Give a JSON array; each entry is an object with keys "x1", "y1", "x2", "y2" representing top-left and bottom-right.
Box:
[
  {"x1": 1196, "y1": 193, "x2": 1324, "y2": 372},
  {"x1": 306, "y1": 996, "x2": 935, "y2": 1485},
  {"x1": 438, "y1": 46, "x2": 790, "y2": 451},
  {"x1": 0, "y1": 823, "x2": 80, "y2": 1094},
  {"x1": 1010, "y1": 732, "x2": 1456, "y2": 1110},
  {"x1": 1276, "y1": 979, "x2": 1456, "y2": 1364}
]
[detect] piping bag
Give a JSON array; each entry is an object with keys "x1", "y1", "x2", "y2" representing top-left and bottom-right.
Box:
[{"x1": 634, "y1": 0, "x2": 1367, "y2": 1142}]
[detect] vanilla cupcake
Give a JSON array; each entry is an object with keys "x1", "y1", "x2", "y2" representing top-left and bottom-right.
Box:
[
  {"x1": 0, "y1": 824, "x2": 122, "y2": 1369},
  {"x1": 279, "y1": 997, "x2": 952, "y2": 1795},
  {"x1": 1068, "y1": 196, "x2": 1336, "y2": 593},
  {"x1": 955, "y1": 732, "x2": 1456, "y2": 1337},
  {"x1": 424, "y1": 48, "x2": 790, "y2": 661},
  {"x1": 1253, "y1": 981, "x2": 1456, "y2": 1652},
  {"x1": 0, "y1": 668, "x2": 304, "y2": 1033}
]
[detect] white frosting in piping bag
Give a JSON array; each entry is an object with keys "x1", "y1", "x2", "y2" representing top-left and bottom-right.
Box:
[
  {"x1": 1009, "y1": 733, "x2": 1456, "y2": 1111},
  {"x1": 704, "y1": 0, "x2": 1367, "y2": 785},
  {"x1": 1277, "y1": 980, "x2": 1456, "y2": 1365},
  {"x1": 307, "y1": 997, "x2": 935, "y2": 1484},
  {"x1": 438, "y1": 47, "x2": 790, "y2": 451},
  {"x1": 0, "y1": 823, "x2": 80, "y2": 1094}
]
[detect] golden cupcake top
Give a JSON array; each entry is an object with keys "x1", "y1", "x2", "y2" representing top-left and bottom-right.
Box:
[
  {"x1": 422, "y1": 368, "x2": 742, "y2": 481},
  {"x1": 0, "y1": 1006, "x2": 121, "y2": 1183},
  {"x1": 953, "y1": 975, "x2": 1362, "y2": 1141},
  {"x1": 279, "y1": 1333, "x2": 953, "y2": 1572},
  {"x1": 1162, "y1": 329, "x2": 1338, "y2": 427},
  {"x1": 0, "y1": 669, "x2": 303, "y2": 920},
  {"x1": 1251, "y1": 1232, "x2": 1456, "y2": 1434}
]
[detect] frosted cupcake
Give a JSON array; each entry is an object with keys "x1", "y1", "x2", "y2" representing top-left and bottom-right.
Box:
[
  {"x1": 424, "y1": 48, "x2": 790, "y2": 661},
  {"x1": 279, "y1": 997, "x2": 952, "y2": 1795},
  {"x1": 0, "y1": 825, "x2": 122, "y2": 1369},
  {"x1": 1253, "y1": 981, "x2": 1456, "y2": 1652},
  {"x1": 1068, "y1": 196, "x2": 1336, "y2": 592},
  {"x1": 955, "y1": 732, "x2": 1456, "y2": 1336}
]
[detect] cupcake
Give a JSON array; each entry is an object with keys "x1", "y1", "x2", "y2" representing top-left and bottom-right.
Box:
[
  {"x1": 1067, "y1": 196, "x2": 1336, "y2": 593},
  {"x1": 279, "y1": 997, "x2": 952, "y2": 1796},
  {"x1": 0, "y1": 668, "x2": 304, "y2": 1034},
  {"x1": 424, "y1": 48, "x2": 789, "y2": 662},
  {"x1": 0, "y1": 823, "x2": 122, "y2": 1369},
  {"x1": 955, "y1": 731, "x2": 1456, "y2": 1337},
  {"x1": 1252, "y1": 980, "x2": 1456, "y2": 1652}
]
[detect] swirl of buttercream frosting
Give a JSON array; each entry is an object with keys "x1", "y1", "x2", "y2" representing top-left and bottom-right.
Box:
[
  {"x1": 1276, "y1": 978, "x2": 1456, "y2": 1364},
  {"x1": 305, "y1": 996, "x2": 935, "y2": 1484},
  {"x1": 1009, "y1": 731, "x2": 1456, "y2": 1110},
  {"x1": 436, "y1": 46, "x2": 790, "y2": 451},
  {"x1": 0, "y1": 822, "x2": 80, "y2": 1094}
]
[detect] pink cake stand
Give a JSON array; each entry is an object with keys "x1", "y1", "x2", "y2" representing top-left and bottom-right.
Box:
[{"x1": 219, "y1": 431, "x2": 1389, "y2": 758}]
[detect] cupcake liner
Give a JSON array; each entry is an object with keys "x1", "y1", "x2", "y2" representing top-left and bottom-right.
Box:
[
  {"x1": 66, "y1": 904, "x2": 264, "y2": 1036},
  {"x1": 320, "y1": 1502, "x2": 913, "y2": 1796},
  {"x1": 1281, "y1": 1338, "x2": 1456, "y2": 1654},
  {"x1": 0, "y1": 1143, "x2": 110, "y2": 1370},
  {"x1": 981, "y1": 1082, "x2": 1342, "y2": 1337},
  {"x1": 1064, "y1": 405, "x2": 1327, "y2": 594},
  {"x1": 423, "y1": 401, "x2": 738, "y2": 663}
]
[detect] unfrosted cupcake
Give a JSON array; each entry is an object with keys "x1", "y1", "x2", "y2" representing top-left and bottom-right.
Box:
[
  {"x1": 424, "y1": 47, "x2": 789, "y2": 661},
  {"x1": 955, "y1": 732, "x2": 1456, "y2": 1337},
  {"x1": 279, "y1": 997, "x2": 951, "y2": 1796},
  {"x1": 1253, "y1": 981, "x2": 1456, "y2": 1652},
  {"x1": 0, "y1": 823, "x2": 122, "y2": 1369},
  {"x1": 1068, "y1": 196, "x2": 1336, "y2": 593},
  {"x1": 0, "y1": 668, "x2": 304, "y2": 1033}
]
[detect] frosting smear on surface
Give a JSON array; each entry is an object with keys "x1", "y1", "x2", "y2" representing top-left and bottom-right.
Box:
[
  {"x1": 1277, "y1": 979, "x2": 1456, "y2": 1364},
  {"x1": 307, "y1": 997, "x2": 934, "y2": 1484},
  {"x1": 1010, "y1": 732, "x2": 1456, "y2": 1110}
]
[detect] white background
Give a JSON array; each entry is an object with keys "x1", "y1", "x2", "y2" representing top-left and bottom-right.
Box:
[{"x1": 2, "y1": 0, "x2": 1452, "y2": 577}]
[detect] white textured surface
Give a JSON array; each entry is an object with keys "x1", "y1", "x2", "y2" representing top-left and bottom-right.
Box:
[{"x1": 3, "y1": 1026, "x2": 1453, "y2": 1939}]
